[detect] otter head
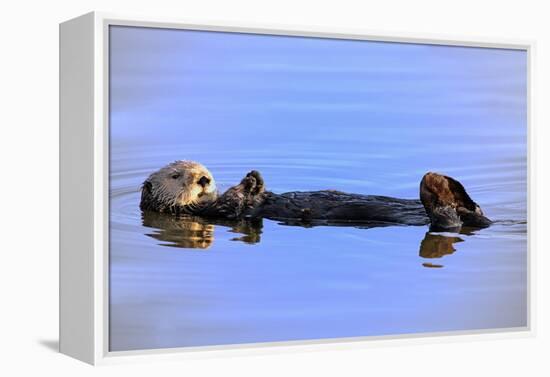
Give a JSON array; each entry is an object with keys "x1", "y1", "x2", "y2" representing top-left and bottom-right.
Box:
[{"x1": 140, "y1": 160, "x2": 218, "y2": 214}]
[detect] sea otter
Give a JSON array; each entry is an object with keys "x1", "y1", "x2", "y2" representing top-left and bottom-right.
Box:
[{"x1": 140, "y1": 160, "x2": 492, "y2": 231}]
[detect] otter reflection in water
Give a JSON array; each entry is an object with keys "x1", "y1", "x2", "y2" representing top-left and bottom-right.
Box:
[
  {"x1": 142, "y1": 211, "x2": 263, "y2": 249},
  {"x1": 418, "y1": 227, "x2": 481, "y2": 268},
  {"x1": 419, "y1": 233, "x2": 463, "y2": 268},
  {"x1": 143, "y1": 211, "x2": 481, "y2": 261}
]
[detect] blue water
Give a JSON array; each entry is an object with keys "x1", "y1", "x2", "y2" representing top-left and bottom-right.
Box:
[{"x1": 108, "y1": 26, "x2": 528, "y2": 351}]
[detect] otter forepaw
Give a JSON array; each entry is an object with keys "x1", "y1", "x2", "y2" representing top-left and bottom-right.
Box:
[{"x1": 241, "y1": 170, "x2": 265, "y2": 195}]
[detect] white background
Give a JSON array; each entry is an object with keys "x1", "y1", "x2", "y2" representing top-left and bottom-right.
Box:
[{"x1": 0, "y1": 0, "x2": 548, "y2": 375}]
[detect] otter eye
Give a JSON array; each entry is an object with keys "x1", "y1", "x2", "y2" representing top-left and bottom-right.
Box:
[{"x1": 171, "y1": 173, "x2": 181, "y2": 179}]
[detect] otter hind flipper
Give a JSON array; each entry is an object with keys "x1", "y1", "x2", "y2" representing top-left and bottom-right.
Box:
[{"x1": 420, "y1": 172, "x2": 491, "y2": 230}]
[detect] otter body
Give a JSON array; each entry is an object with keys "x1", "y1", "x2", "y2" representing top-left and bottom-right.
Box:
[
  {"x1": 140, "y1": 162, "x2": 492, "y2": 231},
  {"x1": 247, "y1": 191, "x2": 429, "y2": 226}
]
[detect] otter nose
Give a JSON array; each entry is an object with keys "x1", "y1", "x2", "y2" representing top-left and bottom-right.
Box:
[{"x1": 197, "y1": 176, "x2": 210, "y2": 187}]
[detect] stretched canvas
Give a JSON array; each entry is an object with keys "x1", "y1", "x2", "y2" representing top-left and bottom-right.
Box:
[{"x1": 105, "y1": 24, "x2": 528, "y2": 352}]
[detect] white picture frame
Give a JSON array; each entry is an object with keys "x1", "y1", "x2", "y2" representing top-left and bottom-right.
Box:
[{"x1": 59, "y1": 11, "x2": 535, "y2": 365}]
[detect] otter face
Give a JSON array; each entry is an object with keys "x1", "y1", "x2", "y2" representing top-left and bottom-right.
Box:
[{"x1": 140, "y1": 160, "x2": 218, "y2": 214}]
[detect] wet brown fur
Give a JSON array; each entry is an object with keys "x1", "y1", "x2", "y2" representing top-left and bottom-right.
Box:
[
  {"x1": 419, "y1": 172, "x2": 488, "y2": 229},
  {"x1": 420, "y1": 172, "x2": 480, "y2": 213}
]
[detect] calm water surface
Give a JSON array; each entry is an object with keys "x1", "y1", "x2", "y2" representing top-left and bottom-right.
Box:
[{"x1": 109, "y1": 27, "x2": 527, "y2": 351}]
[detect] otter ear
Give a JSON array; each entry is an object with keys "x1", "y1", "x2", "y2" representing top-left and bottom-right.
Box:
[
  {"x1": 140, "y1": 180, "x2": 154, "y2": 211},
  {"x1": 142, "y1": 180, "x2": 153, "y2": 194}
]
